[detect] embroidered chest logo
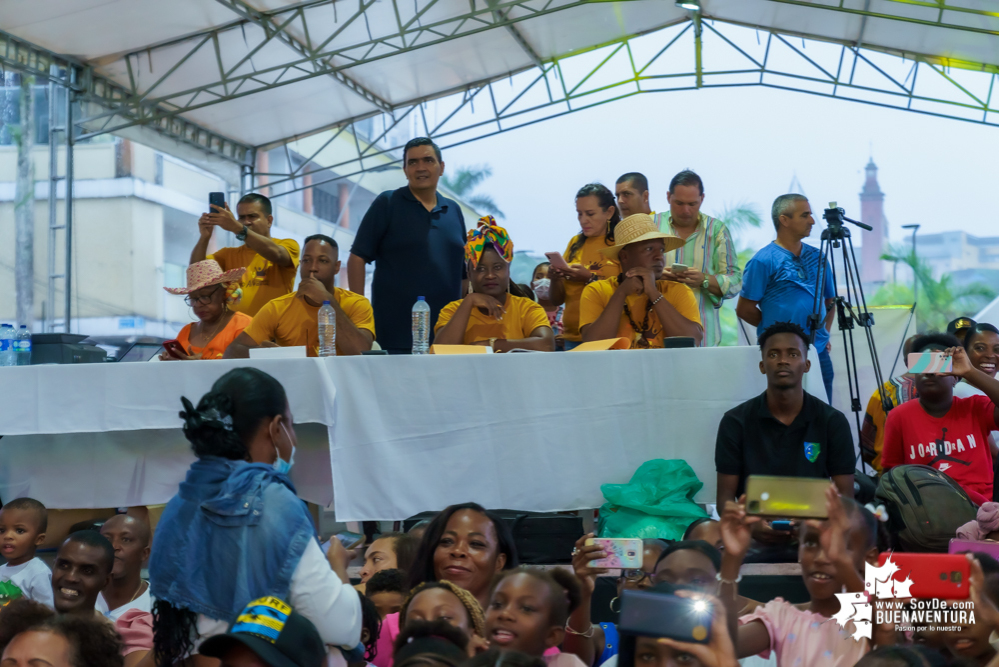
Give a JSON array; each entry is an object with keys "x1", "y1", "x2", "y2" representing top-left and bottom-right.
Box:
[{"x1": 804, "y1": 441, "x2": 821, "y2": 463}]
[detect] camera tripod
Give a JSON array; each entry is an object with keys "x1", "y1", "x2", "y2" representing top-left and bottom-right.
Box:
[{"x1": 807, "y1": 204, "x2": 888, "y2": 467}]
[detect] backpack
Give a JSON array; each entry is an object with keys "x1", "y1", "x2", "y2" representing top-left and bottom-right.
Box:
[{"x1": 875, "y1": 464, "x2": 978, "y2": 552}]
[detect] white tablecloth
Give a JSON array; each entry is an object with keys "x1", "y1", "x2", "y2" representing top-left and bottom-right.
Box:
[{"x1": 0, "y1": 348, "x2": 821, "y2": 520}]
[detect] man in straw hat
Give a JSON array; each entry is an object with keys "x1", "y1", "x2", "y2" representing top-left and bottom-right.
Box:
[{"x1": 579, "y1": 214, "x2": 702, "y2": 348}]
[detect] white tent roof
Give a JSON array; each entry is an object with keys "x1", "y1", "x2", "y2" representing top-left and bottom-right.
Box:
[{"x1": 2, "y1": 0, "x2": 997, "y2": 164}]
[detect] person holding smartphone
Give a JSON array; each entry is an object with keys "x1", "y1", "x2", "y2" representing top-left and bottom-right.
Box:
[
  {"x1": 162, "y1": 260, "x2": 251, "y2": 360},
  {"x1": 191, "y1": 192, "x2": 300, "y2": 317},
  {"x1": 549, "y1": 183, "x2": 622, "y2": 351},
  {"x1": 881, "y1": 334, "x2": 999, "y2": 505}
]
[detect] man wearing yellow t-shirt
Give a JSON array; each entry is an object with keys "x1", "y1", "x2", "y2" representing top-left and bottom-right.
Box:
[
  {"x1": 192, "y1": 193, "x2": 300, "y2": 316},
  {"x1": 225, "y1": 235, "x2": 375, "y2": 357},
  {"x1": 580, "y1": 214, "x2": 703, "y2": 348}
]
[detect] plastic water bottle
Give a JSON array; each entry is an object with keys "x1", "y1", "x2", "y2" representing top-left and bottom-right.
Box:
[
  {"x1": 0, "y1": 325, "x2": 12, "y2": 367},
  {"x1": 15, "y1": 326, "x2": 31, "y2": 366},
  {"x1": 412, "y1": 296, "x2": 431, "y2": 355},
  {"x1": 318, "y1": 301, "x2": 336, "y2": 357}
]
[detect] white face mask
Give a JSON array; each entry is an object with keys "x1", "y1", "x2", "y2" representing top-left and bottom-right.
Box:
[
  {"x1": 532, "y1": 278, "x2": 551, "y2": 300},
  {"x1": 272, "y1": 422, "x2": 296, "y2": 476}
]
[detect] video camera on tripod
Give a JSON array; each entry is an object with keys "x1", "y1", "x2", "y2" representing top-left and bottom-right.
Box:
[{"x1": 808, "y1": 203, "x2": 887, "y2": 468}]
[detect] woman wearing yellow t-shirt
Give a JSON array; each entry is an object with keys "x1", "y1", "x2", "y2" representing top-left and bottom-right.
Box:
[
  {"x1": 435, "y1": 217, "x2": 555, "y2": 352},
  {"x1": 549, "y1": 183, "x2": 621, "y2": 350}
]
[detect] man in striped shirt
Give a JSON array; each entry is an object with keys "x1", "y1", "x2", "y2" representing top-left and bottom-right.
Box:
[{"x1": 615, "y1": 170, "x2": 741, "y2": 346}]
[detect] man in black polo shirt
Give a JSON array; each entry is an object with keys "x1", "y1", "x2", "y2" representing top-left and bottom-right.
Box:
[
  {"x1": 715, "y1": 320, "x2": 855, "y2": 508},
  {"x1": 347, "y1": 138, "x2": 466, "y2": 353}
]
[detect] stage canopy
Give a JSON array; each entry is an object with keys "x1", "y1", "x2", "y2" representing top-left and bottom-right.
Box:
[{"x1": 2, "y1": 0, "x2": 998, "y2": 183}]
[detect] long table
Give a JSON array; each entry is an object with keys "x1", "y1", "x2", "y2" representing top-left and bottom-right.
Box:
[{"x1": 0, "y1": 347, "x2": 819, "y2": 521}]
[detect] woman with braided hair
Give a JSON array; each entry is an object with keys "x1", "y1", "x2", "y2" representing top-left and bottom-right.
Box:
[
  {"x1": 434, "y1": 216, "x2": 555, "y2": 352},
  {"x1": 148, "y1": 368, "x2": 361, "y2": 665}
]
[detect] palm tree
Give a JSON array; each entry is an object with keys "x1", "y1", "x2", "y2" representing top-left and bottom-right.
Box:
[
  {"x1": 441, "y1": 165, "x2": 505, "y2": 219},
  {"x1": 714, "y1": 202, "x2": 763, "y2": 346},
  {"x1": 875, "y1": 244, "x2": 996, "y2": 333}
]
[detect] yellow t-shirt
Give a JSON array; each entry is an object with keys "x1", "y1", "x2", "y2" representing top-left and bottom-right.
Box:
[
  {"x1": 243, "y1": 288, "x2": 375, "y2": 356},
  {"x1": 435, "y1": 294, "x2": 551, "y2": 344},
  {"x1": 579, "y1": 276, "x2": 701, "y2": 349},
  {"x1": 560, "y1": 235, "x2": 620, "y2": 342},
  {"x1": 210, "y1": 238, "x2": 301, "y2": 316}
]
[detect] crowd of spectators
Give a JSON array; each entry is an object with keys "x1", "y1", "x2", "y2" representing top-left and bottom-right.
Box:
[{"x1": 2, "y1": 137, "x2": 998, "y2": 667}]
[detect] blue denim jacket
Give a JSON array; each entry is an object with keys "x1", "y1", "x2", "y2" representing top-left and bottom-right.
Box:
[{"x1": 149, "y1": 456, "x2": 316, "y2": 623}]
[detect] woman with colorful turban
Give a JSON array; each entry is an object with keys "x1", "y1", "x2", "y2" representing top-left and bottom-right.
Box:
[
  {"x1": 434, "y1": 218, "x2": 555, "y2": 352},
  {"x1": 162, "y1": 260, "x2": 252, "y2": 360}
]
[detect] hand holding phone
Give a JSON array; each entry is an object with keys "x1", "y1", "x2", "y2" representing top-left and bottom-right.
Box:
[
  {"x1": 209, "y1": 191, "x2": 226, "y2": 212},
  {"x1": 585, "y1": 538, "x2": 643, "y2": 569},
  {"x1": 545, "y1": 252, "x2": 571, "y2": 272},
  {"x1": 745, "y1": 476, "x2": 830, "y2": 519},
  {"x1": 877, "y1": 552, "x2": 969, "y2": 599},
  {"x1": 619, "y1": 589, "x2": 713, "y2": 644},
  {"x1": 671, "y1": 263, "x2": 689, "y2": 275},
  {"x1": 162, "y1": 339, "x2": 187, "y2": 358}
]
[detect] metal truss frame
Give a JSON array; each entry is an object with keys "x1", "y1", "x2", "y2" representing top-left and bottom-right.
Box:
[
  {"x1": 3, "y1": 0, "x2": 999, "y2": 176},
  {"x1": 0, "y1": 30, "x2": 254, "y2": 165},
  {"x1": 254, "y1": 17, "x2": 999, "y2": 197}
]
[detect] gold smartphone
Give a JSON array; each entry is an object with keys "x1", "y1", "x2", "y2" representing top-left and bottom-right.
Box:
[{"x1": 745, "y1": 476, "x2": 830, "y2": 519}]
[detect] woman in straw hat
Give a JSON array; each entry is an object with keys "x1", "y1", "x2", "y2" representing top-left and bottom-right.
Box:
[
  {"x1": 162, "y1": 260, "x2": 252, "y2": 360},
  {"x1": 434, "y1": 217, "x2": 555, "y2": 352},
  {"x1": 579, "y1": 214, "x2": 703, "y2": 348}
]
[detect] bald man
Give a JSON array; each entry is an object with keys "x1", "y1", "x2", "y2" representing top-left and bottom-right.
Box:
[{"x1": 96, "y1": 514, "x2": 152, "y2": 621}]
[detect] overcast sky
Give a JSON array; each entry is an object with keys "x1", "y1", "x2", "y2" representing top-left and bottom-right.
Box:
[{"x1": 443, "y1": 84, "x2": 999, "y2": 257}]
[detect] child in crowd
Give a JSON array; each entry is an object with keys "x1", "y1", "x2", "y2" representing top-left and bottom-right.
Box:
[
  {"x1": 400, "y1": 580, "x2": 487, "y2": 653},
  {"x1": 484, "y1": 567, "x2": 587, "y2": 667},
  {"x1": 531, "y1": 262, "x2": 564, "y2": 336},
  {"x1": 0, "y1": 498, "x2": 52, "y2": 608},
  {"x1": 367, "y1": 569, "x2": 408, "y2": 620},
  {"x1": 727, "y1": 486, "x2": 881, "y2": 667},
  {"x1": 392, "y1": 619, "x2": 469, "y2": 667},
  {"x1": 683, "y1": 517, "x2": 723, "y2": 549},
  {"x1": 466, "y1": 648, "x2": 546, "y2": 667},
  {"x1": 565, "y1": 536, "x2": 668, "y2": 667},
  {"x1": 355, "y1": 594, "x2": 382, "y2": 667}
]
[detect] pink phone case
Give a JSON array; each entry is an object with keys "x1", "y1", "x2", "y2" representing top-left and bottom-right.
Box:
[
  {"x1": 545, "y1": 252, "x2": 570, "y2": 271},
  {"x1": 949, "y1": 538, "x2": 999, "y2": 560},
  {"x1": 585, "y1": 538, "x2": 643, "y2": 569},
  {"x1": 907, "y1": 351, "x2": 953, "y2": 374}
]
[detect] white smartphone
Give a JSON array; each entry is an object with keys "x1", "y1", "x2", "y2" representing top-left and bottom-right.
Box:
[
  {"x1": 671, "y1": 263, "x2": 689, "y2": 274},
  {"x1": 545, "y1": 252, "x2": 571, "y2": 271}
]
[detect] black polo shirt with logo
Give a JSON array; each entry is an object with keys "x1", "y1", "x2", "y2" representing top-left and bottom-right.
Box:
[
  {"x1": 715, "y1": 390, "x2": 856, "y2": 497},
  {"x1": 351, "y1": 187, "x2": 466, "y2": 352}
]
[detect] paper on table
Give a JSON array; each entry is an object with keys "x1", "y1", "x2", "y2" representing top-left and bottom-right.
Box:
[
  {"x1": 430, "y1": 345, "x2": 493, "y2": 355},
  {"x1": 568, "y1": 337, "x2": 631, "y2": 351},
  {"x1": 249, "y1": 346, "x2": 308, "y2": 359}
]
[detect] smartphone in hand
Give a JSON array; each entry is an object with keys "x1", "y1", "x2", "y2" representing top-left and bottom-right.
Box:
[
  {"x1": 619, "y1": 589, "x2": 713, "y2": 644},
  {"x1": 745, "y1": 475, "x2": 830, "y2": 519},
  {"x1": 907, "y1": 351, "x2": 953, "y2": 374},
  {"x1": 585, "y1": 538, "x2": 643, "y2": 568},
  {"x1": 209, "y1": 191, "x2": 226, "y2": 212},
  {"x1": 545, "y1": 252, "x2": 571, "y2": 272},
  {"x1": 671, "y1": 263, "x2": 689, "y2": 274},
  {"x1": 162, "y1": 339, "x2": 186, "y2": 358}
]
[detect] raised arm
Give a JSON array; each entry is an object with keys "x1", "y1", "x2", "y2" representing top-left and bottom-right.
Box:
[
  {"x1": 206, "y1": 204, "x2": 293, "y2": 266},
  {"x1": 191, "y1": 215, "x2": 214, "y2": 264},
  {"x1": 948, "y1": 346, "x2": 999, "y2": 424}
]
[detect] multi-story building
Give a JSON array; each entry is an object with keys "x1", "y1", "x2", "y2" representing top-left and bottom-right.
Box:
[{"x1": 0, "y1": 89, "x2": 478, "y2": 337}]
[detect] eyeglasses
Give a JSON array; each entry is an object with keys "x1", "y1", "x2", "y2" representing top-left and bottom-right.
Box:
[
  {"x1": 184, "y1": 286, "x2": 223, "y2": 306},
  {"x1": 622, "y1": 569, "x2": 655, "y2": 583}
]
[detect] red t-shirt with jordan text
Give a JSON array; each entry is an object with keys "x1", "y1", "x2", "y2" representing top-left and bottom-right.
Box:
[{"x1": 882, "y1": 395, "x2": 998, "y2": 504}]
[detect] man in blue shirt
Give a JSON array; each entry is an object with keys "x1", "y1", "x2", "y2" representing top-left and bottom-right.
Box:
[
  {"x1": 737, "y1": 194, "x2": 836, "y2": 402},
  {"x1": 347, "y1": 138, "x2": 466, "y2": 353}
]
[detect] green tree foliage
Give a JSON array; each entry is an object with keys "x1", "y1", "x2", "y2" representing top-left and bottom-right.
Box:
[
  {"x1": 873, "y1": 244, "x2": 996, "y2": 333},
  {"x1": 441, "y1": 165, "x2": 505, "y2": 219},
  {"x1": 714, "y1": 202, "x2": 763, "y2": 346}
]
